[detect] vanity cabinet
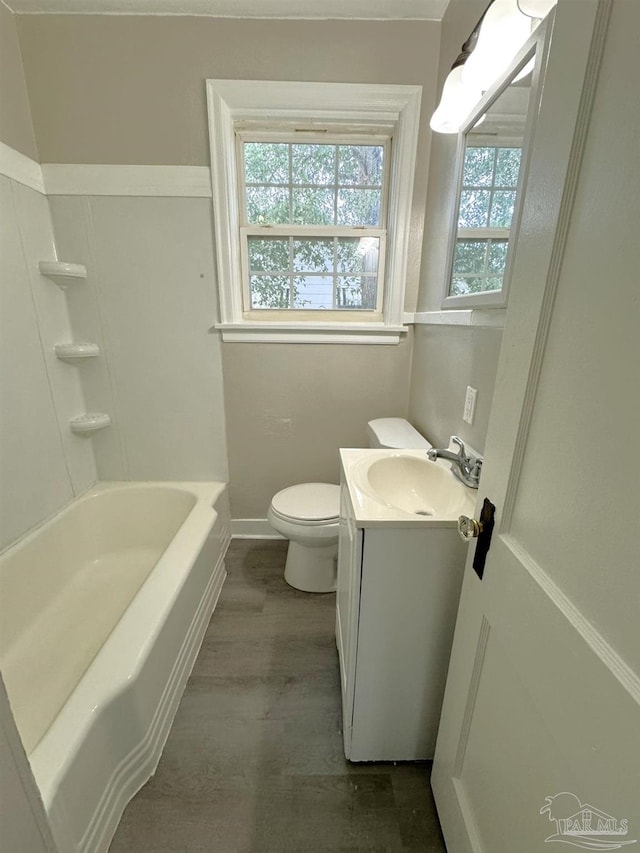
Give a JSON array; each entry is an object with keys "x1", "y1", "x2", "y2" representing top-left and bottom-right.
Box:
[{"x1": 336, "y1": 480, "x2": 468, "y2": 762}]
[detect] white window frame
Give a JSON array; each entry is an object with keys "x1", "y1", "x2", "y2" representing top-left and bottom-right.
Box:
[
  {"x1": 206, "y1": 80, "x2": 421, "y2": 344},
  {"x1": 449, "y1": 137, "x2": 523, "y2": 297}
]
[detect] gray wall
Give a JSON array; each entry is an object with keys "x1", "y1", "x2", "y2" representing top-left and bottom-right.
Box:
[
  {"x1": 16, "y1": 16, "x2": 438, "y2": 165},
  {"x1": 408, "y1": 0, "x2": 504, "y2": 454},
  {"x1": 223, "y1": 335, "x2": 413, "y2": 517},
  {"x1": 0, "y1": 1, "x2": 38, "y2": 158},
  {"x1": 409, "y1": 325, "x2": 502, "y2": 451}
]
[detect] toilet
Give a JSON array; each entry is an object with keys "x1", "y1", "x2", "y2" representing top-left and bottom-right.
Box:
[{"x1": 267, "y1": 418, "x2": 431, "y2": 593}]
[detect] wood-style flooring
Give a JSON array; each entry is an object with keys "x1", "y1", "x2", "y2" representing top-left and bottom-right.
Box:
[{"x1": 109, "y1": 539, "x2": 447, "y2": 852}]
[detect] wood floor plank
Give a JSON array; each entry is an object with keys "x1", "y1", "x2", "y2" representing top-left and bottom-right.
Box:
[{"x1": 109, "y1": 539, "x2": 446, "y2": 852}]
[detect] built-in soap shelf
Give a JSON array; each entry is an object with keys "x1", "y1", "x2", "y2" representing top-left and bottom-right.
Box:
[
  {"x1": 70, "y1": 413, "x2": 111, "y2": 435},
  {"x1": 38, "y1": 261, "x2": 87, "y2": 288},
  {"x1": 40, "y1": 262, "x2": 107, "y2": 434},
  {"x1": 54, "y1": 343, "x2": 100, "y2": 361}
]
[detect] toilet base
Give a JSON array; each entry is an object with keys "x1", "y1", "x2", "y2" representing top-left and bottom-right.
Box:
[{"x1": 284, "y1": 541, "x2": 337, "y2": 593}]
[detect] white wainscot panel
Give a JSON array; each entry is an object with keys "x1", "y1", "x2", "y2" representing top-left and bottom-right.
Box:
[
  {"x1": 0, "y1": 176, "x2": 74, "y2": 549},
  {"x1": 85, "y1": 196, "x2": 228, "y2": 481}
]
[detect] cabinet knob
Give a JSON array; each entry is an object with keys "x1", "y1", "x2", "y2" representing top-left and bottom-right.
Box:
[{"x1": 458, "y1": 515, "x2": 483, "y2": 541}]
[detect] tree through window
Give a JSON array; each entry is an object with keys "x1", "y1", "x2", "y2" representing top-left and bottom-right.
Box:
[
  {"x1": 451, "y1": 145, "x2": 523, "y2": 296},
  {"x1": 239, "y1": 138, "x2": 388, "y2": 312}
]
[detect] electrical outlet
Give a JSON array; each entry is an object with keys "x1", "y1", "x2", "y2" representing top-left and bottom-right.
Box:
[{"x1": 463, "y1": 386, "x2": 477, "y2": 424}]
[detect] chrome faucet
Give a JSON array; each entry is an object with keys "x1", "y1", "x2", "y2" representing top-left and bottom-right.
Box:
[{"x1": 427, "y1": 436, "x2": 482, "y2": 489}]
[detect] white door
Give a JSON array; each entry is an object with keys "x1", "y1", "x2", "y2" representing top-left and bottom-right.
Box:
[{"x1": 432, "y1": 2, "x2": 640, "y2": 851}]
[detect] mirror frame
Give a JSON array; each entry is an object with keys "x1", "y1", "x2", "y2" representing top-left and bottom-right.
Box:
[{"x1": 441, "y1": 13, "x2": 554, "y2": 311}]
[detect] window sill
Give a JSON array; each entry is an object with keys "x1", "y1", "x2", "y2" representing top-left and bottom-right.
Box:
[
  {"x1": 214, "y1": 322, "x2": 408, "y2": 344},
  {"x1": 406, "y1": 310, "x2": 506, "y2": 329}
]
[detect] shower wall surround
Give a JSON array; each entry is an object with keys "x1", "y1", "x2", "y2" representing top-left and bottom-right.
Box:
[
  {"x1": 0, "y1": 173, "x2": 96, "y2": 551},
  {"x1": 49, "y1": 195, "x2": 229, "y2": 484},
  {"x1": 0, "y1": 173, "x2": 230, "y2": 553}
]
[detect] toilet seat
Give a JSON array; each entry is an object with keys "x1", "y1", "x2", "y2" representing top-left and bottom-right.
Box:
[{"x1": 270, "y1": 483, "x2": 340, "y2": 523}]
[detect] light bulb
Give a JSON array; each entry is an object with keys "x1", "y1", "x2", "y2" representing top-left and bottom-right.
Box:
[
  {"x1": 516, "y1": 0, "x2": 556, "y2": 18},
  {"x1": 461, "y1": 0, "x2": 532, "y2": 93},
  {"x1": 430, "y1": 66, "x2": 483, "y2": 134}
]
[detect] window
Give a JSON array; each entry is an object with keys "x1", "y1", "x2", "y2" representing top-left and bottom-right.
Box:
[
  {"x1": 451, "y1": 144, "x2": 523, "y2": 297},
  {"x1": 240, "y1": 138, "x2": 387, "y2": 314},
  {"x1": 207, "y1": 81, "x2": 421, "y2": 343}
]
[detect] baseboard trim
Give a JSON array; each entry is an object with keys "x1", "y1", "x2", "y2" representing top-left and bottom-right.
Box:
[{"x1": 232, "y1": 518, "x2": 284, "y2": 539}]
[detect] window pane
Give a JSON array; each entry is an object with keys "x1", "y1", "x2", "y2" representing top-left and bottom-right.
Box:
[
  {"x1": 292, "y1": 275, "x2": 334, "y2": 309},
  {"x1": 246, "y1": 186, "x2": 290, "y2": 224},
  {"x1": 337, "y1": 189, "x2": 381, "y2": 226},
  {"x1": 488, "y1": 239, "x2": 509, "y2": 273},
  {"x1": 495, "y1": 148, "x2": 522, "y2": 187},
  {"x1": 463, "y1": 147, "x2": 494, "y2": 187},
  {"x1": 458, "y1": 189, "x2": 490, "y2": 228},
  {"x1": 452, "y1": 275, "x2": 496, "y2": 296},
  {"x1": 453, "y1": 240, "x2": 487, "y2": 274},
  {"x1": 244, "y1": 143, "x2": 289, "y2": 185},
  {"x1": 338, "y1": 145, "x2": 384, "y2": 186},
  {"x1": 489, "y1": 190, "x2": 516, "y2": 227},
  {"x1": 248, "y1": 237, "x2": 289, "y2": 272},
  {"x1": 336, "y1": 275, "x2": 377, "y2": 309},
  {"x1": 292, "y1": 188, "x2": 335, "y2": 225},
  {"x1": 249, "y1": 275, "x2": 291, "y2": 308},
  {"x1": 336, "y1": 237, "x2": 379, "y2": 274},
  {"x1": 451, "y1": 273, "x2": 503, "y2": 296},
  {"x1": 293, "y1": 239, "x2": 333, "y2": 273},
  {"x1": 451, "y1": 276, "x2": 473, "y2": 296},
  {"x1": 291, "y1": 144, "x2": 335, "y2": 186},
  {"x1": 241, "y1": 134, "x2": 389, "y2": 311}
]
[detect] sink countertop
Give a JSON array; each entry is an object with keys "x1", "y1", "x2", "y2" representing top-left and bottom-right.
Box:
[{"x1": 340, "y1": 448, "x2": 477, "y2": 529}]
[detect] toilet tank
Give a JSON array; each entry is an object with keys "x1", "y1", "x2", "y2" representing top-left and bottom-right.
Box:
[{"x1": 367, "y1": 418, "x2": 432, "y2": 450}]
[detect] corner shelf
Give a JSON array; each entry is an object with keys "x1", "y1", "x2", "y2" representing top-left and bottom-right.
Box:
[
  {"x1": 70, "y1": 413, "x2": 111, "y2": 434},
  {"x1": 38, "y1": 261, "x2": 87, "y2": 289},
  {"x1": 54, "y1": 343, "x2": 100, "y2": 361}
]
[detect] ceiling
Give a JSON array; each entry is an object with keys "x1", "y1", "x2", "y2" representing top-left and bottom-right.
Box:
[{"x1": 6, "y1": 0, "x2": 450, "y2": 17}]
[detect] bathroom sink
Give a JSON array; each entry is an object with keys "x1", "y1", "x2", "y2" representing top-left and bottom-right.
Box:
[
  {"x1": 365, "y1": 455, "x2": 471, "y2": 517},
  {"x1": 343, "y1": 449, "x2": 476, "y2": 525}
]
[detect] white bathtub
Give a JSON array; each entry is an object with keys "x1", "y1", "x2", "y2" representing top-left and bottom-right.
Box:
[{"x1": 0, "y1": 481, "x2": 230, "y2": 853}]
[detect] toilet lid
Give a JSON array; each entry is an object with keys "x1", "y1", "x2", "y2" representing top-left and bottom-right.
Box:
[{"x1": 271, "y1": 483, "x2": 340, "y2": 522}]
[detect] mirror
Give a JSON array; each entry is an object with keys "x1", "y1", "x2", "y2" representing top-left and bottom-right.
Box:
[{"x1": 443, "y1": 25, "x2": 548, "y2": 309}]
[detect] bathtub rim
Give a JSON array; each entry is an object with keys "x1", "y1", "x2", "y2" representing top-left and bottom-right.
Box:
[{"x1": 0, "y1": 480, "x2": 219, "y2": 561}]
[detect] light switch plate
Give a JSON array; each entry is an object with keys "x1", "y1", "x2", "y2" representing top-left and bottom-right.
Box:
[{"x1": 463, "y1": 386, "x2": 477, "y2": 424}]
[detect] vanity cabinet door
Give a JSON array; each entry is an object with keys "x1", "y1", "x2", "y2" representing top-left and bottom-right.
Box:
[
  {"x1": 336, "y1": 484, "x2": 362, "y2": 757},
  {"x1": 349, "y1": 527, "x2": 466, "y2": 762}
]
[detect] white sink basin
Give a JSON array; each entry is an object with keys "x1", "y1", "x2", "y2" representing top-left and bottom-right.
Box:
[
  {"x1": 365, "y1": 454, "x2": 472, "y2": 517},
  {"x1": 342, "y1": 449, "x2": 476, "y2": 526}
]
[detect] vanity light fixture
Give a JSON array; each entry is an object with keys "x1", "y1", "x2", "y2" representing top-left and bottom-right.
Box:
[
  {"x1": 429, "y1": 18, "x2": 485, "y2": 134},
  {"x1": 461, "y1": 0, "x2": 534, "y2": 92},
  {"x1": 430, "y1": 0, "x2": 557, "y2": 135}
]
